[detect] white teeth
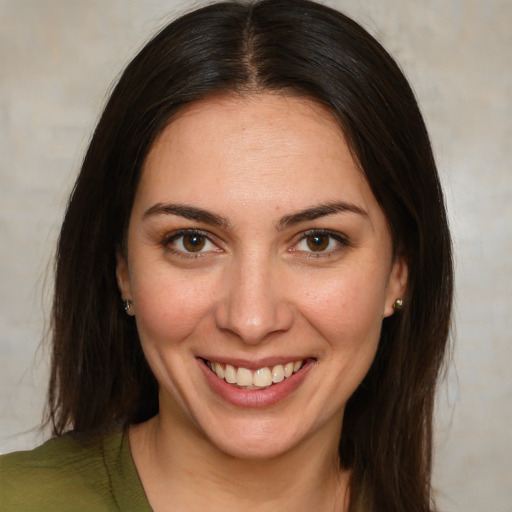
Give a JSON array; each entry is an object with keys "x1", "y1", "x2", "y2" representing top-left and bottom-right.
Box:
[
  {"x1": 214, "y1": 362, "x2": 225, "y2": 379},
  {"x1": 236, "y1": 367, "x2": 253, "y2": 387},
  {"x1": 272, "y1": 365, "x2": 285, "y2": 383},
  {"x1": 208, "y1": 359, "x2": 306, "y2": 388},
  {"x1": 224, "y1": 364, "x2": 237, "y2": 384},
  {"x1": 253, "y1": 367, "x2": 272, "y2": 387}
]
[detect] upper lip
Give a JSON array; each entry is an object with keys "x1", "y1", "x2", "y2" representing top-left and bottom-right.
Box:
[{"x1": 198, "y1": 356, "x2": 315, "y2": 370}]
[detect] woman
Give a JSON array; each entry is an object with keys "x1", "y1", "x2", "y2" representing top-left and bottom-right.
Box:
[{"x1": 0, "y1": 1, "x2": 453, "y2": 511}]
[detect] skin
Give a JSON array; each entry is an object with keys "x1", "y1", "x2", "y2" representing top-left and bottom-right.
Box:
[{"x1": 117, "y1": 93, "x2": 407, "y2": 512}]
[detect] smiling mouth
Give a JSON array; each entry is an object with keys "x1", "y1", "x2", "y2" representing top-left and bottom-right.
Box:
[{"x1": 204, "y1": 359, "x2": 307, "y2": 390}]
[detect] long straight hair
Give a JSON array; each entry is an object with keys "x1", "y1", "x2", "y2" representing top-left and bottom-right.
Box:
[{"x1": 47, "y1": 1, "x2": 453, "y2": 510}]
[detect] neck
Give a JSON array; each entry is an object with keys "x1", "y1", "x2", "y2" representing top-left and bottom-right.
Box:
[{"x1": 129, "y1": 412, "x2": 350, "y2": 512}]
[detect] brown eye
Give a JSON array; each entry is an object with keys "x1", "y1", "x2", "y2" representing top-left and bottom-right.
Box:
[
  {"x1": 166, "y1": 230, "x2": 219, "y2": 256},
  {"x1": 293, "y1": 231, "x2": 347, "y2": 256},
  {"x1": 306, "y1": 234, "x2": 330, "y2": 251},
  {"x1": 182, "y1": 233, "x2": 206, "y2": 252}
]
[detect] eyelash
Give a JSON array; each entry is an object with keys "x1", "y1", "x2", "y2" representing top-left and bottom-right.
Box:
[
  {"x1": 292, "y1": 229, "x2": 349, "y2": 257},
  {"x1": 161, "y1": 228, "x2": 349, "y2": 259},
  {"x1": 162, "y1": 229, "x2": 221, "y2": 258}
]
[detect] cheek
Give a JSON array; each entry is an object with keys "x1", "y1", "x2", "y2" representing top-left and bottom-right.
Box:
[
  {"x1": 131, "y1": 270, "x2": 217, "y2": 346},
  {"x1": 296, "y1": 267, "x2": 387, "y2": 351}
]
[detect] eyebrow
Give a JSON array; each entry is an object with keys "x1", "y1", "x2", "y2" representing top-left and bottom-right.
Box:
[
  {"x1": 276, "y1": 201, "x2": 368, "y2": 230},
  {"x1": 142, "y1": 200, "x2": 367, "y2": 230},
  {"x1": 143, "y1": 203, "x2": 231, "y2": 228}
]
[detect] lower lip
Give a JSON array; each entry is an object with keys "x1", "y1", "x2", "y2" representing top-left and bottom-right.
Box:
[{"x1": 197, "y1": 358, "x2": 316, "y2": 408}]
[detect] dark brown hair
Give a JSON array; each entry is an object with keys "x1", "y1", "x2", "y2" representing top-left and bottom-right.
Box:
[{"x1": 47, "y1": 1, "x2": 453, "y2": 510}]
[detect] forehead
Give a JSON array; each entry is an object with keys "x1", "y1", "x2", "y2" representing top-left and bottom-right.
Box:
[
  {"x1": 135, "y1": 93, "x2": 380, "y2": 223},
  {"x1": 147, "y1": 93, "x2": 349, "y2": 165}
]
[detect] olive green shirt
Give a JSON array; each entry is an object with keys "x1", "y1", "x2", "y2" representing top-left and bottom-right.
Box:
[{"x1": 0, "y1": 425, "x2": 152, "y2": 511}]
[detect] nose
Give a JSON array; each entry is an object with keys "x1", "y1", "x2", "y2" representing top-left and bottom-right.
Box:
[{"x1": 214, "y1": 252, "x2": 294, "y2": 344}]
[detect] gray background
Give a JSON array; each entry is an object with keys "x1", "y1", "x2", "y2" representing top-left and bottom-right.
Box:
[{"x1": 1, "y1": 1, "x2": 510, "y2": 511}]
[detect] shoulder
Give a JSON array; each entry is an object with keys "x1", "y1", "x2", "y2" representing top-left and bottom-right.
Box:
[{"x1": 0, "y1": 424, "x2": 134, "y2": 511}]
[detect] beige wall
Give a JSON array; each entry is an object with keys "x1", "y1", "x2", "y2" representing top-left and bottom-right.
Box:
[{"x1": 1, "y1": 1, "x2": 510, "y2": 510}]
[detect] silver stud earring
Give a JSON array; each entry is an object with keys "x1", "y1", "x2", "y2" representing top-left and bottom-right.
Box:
[{"x1": 123, "y1": 299, "x2": 132, "y2": 314}]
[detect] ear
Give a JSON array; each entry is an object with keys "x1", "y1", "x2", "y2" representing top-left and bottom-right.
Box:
[
  {"x1": 116, "y1": 250, "x2": 135, "y2": 316},
  {"x1": 383, "y1": 256, "x2": 408, "y2": 318}
]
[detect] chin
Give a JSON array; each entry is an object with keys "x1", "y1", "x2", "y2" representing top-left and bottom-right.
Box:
[
  {"x1": 210, "y1": 431, "x2": 299, "y2": 461},
  {"x1": 198, "y1": 414, "x2": 317, "y2": 461}
]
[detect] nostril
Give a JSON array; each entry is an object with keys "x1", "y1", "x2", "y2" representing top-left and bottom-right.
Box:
[{"x1": 212, "y1": 270, "x2": 294, "y2": 344}]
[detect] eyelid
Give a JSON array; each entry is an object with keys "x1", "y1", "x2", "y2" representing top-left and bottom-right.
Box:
[
  {"x1": 162, "y1": 228, "x2": 222, "y2": 256},
  {"x1": 291, "y1": 229, "x2": 350, "y2": 255}
]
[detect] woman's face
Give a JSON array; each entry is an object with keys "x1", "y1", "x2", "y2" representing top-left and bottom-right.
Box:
[{"x1": 117, "y1": 93, "x2": 407, "y2": 459}]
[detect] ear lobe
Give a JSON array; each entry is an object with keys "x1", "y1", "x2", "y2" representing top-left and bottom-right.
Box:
[
  {"x1": 116, "y1": 250, "x2": 133, "y2": 308},
  {"x1": 384, "y1": 256, "x2": 408, "y2": 318}
]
